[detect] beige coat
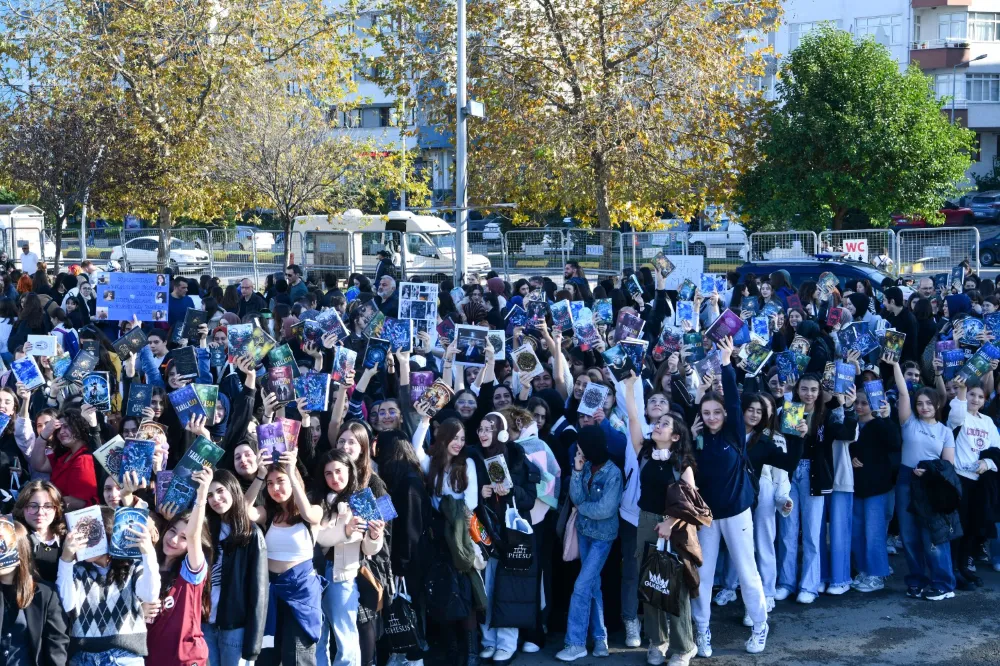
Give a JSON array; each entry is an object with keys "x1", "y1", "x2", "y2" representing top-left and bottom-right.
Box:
[{"x1": 316, "y1": 503, "x2": 384, "y2": 583}]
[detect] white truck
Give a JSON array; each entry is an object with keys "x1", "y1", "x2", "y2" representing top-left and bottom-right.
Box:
[
  {"x1": 659, "y1": 215, "x2": 750, "y2": 262},
  {"x1": 0, "y1": 205, "x2": 57, "y2": 261}
]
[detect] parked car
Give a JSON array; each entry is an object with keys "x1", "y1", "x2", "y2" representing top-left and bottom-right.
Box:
[
  {"x1": 110, "y1": 236, "x2": 211, "y2": 272},
  {"x1": 979, "y1": 236, "x2": 1000, "y2": 266},
  {"x1": 235, "y1": 226, "x2": 275, "y2": 251},
  {"x1": 891, "y1": 203, "x2": 974, "y2": 229},
  {"x1": 734, "y1": 258, "x2": 895, "y2": 297},
  {"x1": 969, "y1": 191, "x2": 1000, "y2": 223}
]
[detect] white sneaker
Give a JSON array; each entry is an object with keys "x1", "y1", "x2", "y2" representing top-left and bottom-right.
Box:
[
  {"x1": 667, "y1": 647, "x2": 697, "y2": 666},
  {"x1": 494, "y1": 649, "x2": 515, "y2": 663},
  {"x1": 773, "y1": 586, "x2": 792, "y2": 601},
  {"x1": 746, "y1": 622, "x2": 769, "y2": 654},
  {"x1": 826, "y1": 583, "x2": 851, "y2": 595},
  {"x1": 593, "y1": 641, "x2": 609, "y2": 658},
  {"x1": 765, "y1": 596, "x2": 775, "y2": 613},
  {"x1": 625, "y1": 618, "x2": 642, "y2": 648},
  {"x1": 886, "y1": 535, "x2": 897, "y2": 555},
  {"x1": 479, "y1": 647, "x2": 496, "y2": 660},
  {"x1": 850, "y1": 573, "x2": 867, "y2": 589},
  {"x1": 742, "y1": 608, "x2": 753, "y2": 627},
  {"x1": 646, "y1": 643, "x2": 665, "y2": 666},
  {"x1": 855, "y1": 575, "x2": 884, "y2": 593},
  {"x1": 556, "y1": 645, "x2": 587, "y2": 662},
  {"x1": 816, "y1": 583, "x2": 827, "y2": 594},
  {"x1": 695, "y1": 630, "x2": 713, "y2": 658},
  {"x1": 522, "y1": 642, "x2": 541, "y2": 654},
  {"x1": 796, "y1": 591, "x2": 817, "y2": 604},
  {"x1": 713, "y1": 588, "x2": 738, "y2": 606}
]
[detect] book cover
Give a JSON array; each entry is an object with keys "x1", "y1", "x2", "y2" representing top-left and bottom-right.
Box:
[
  {"x1": 761, "y1": 301, "x2": 783, "y2": 318},
  {"x1": 210, "y1": 344, "x2": 227, "y2": 368},
  {"x1": 960, "y1": 317, "x2": 986, "y2": 346},
  {"x1": 280, "y1": 418, "x2": 301, "y2": 451},
  {"x1": 578, "y1": 382, "x2": 610, "y2": 416},
  {"x1": 112, "y1": 326, "x2": 148, "y2": 360},
  {"x1": 50, "y1": 352, "x2": 71, "y2": 379},
  {"x1": 693, "y1": 350, "x2": 721, "y2": 383},
  {"x1": 741, "y1": 296, "x2": 760, "y2": 316},
  {"x1": 450, "y1": 286, "x2": 466, "y2": 305},
  {"x1": 838, "y1": 322, "x2": 879, "y2": 357},
  {"x1": 653, "y1": 327, "x2": 683, "y2": 356},
  {"x1": 93, "y1": 435, "x2": 126, "y2": 480},
  {"x1": 982, "y1": 342, "x2": 1000, "y2": 360},
  {"x1": 293, "y1": 371, "x2": 331, "y2": 412},
  {"x1": 936, "y1": 340, "x2": 957, "y2": 354},
  {"x1": 329, "y1": 346, "x2": 357, "y2": 386},
  {"x1": 569, "y1": 300, "x2": 585, "y2": 324},
  {"x1": 751, "y1": 316, "x2": 770, "y2": 341},
  {"x1": 268, "y1": 343, "x2": 296, "y2": 369},
  {"x1": 550, "y1": 300, "x2": 574, "y2": 333},
  {"x1": 362, "y1": 337, "x2": 391, "y2": 370},
  {"x1": 65, "y1": 506, "x2": 108, "y2": 561},
  {"x1": 193, "y1": 385, "x2": 219, "y2": 424},
  {"x1": 704, "y1": 309, "x2": 745, "y2": 343},
  {"x1": 593, "y1": 299, "x2": 613, "y2": 326},
  {"x1": 942, "y1": 349, "x2": 966, "y2": 380},
  {"x1": 290, "y1": 320, "x2": 324, "y2": 347},
  {"x1": 348, "y1": 488, "x2": 382, "y2": 523},
  {"x1": 826, "y1": 307, "x2": 844, "y2": 329},
  {"x1": 227, "y1": 324, "x2": 253, "y2": 363},
  {"x1": 26, "y1": 334, "x2": 57, "y2": 356},
  {"x1": 110, "y1": 507, "x2": 148, "y2": 560},
  {"x1": 504, "y1": 304, "x2": 528, "y2": 330},
  {"x1": 486, "y1": 330, "x2": 506, "y2": 359},
  {"x1": 248, "y1": 326, "x2": 277, "y2": 365},
  {"x1": 683, "y1": 331, "x2": 706, "y2": 362},
  {"x1": 817, "y1": 272, "x2": 838, "y2": 300},
  {"x1": 882, "y1": 329, "x2": 906, "y2": 363},
  {"x1": 413, "y1": 379, "x2": 455, "y2": 417},
  {"x1": 821, "y1": 362, "x2": 836, "y2": 392},
  {"x1": 409, "y1": 371, "x2": 435, "y2": 405},
  {"x1": 138, "y1": 421, "x2": 166, "y2": 443},
  {"x1": 951, "y1": 265, "x2": 965, "y2": 291},
  {"x1": 602, "y1": 344, "x2": 636, "y2": 381},
  {"x1": 155, "y1": 471, "x2": 173, "y2": 508},
  {"x1": 574, "y1": 318, "x2": 601, "y2": 351},
  {"x1": 653, "y1": 252, "x2": 675, "y2": 278},
  {"x1": 700, "y1": 274, "x2": 717, "y2": 294},
  {"x1": 183, "y1": 308, "x2": 208, "y2": 340},
  {"x1": 79, "y1": 339, "x2": 100, "y2": 357},
  {"x1": 626, "y1": 274, "x2": 643, "y2": 298},
  {"x1": 620, "y1": 339, "x2": 648, "y2": 374},
  {"x1": 985, "y1": 313, "x2": 1000, "y2": 339},
  {"x1": 436, "y1": 318, "x2": 457, "y2": 346},
  {"x1": 171, "y1": 346, "x2": 199, "y2": 379},
  {"x1": 63, "y1": 350, "x2": 98, "y2": 384},
  {"x1": 786, "y1": 293, "x2": 803, "y2": 311},
  {"x1": 738, "y1": 340, "x2": 772, "y2": 377},
  {"x1": 315, "y1": 309, "x2": 350, "y2": 344},
  {"x1": 168, "y1": 385, "x2": 207, "y2": 428},
  {"x1": 933, "y1": 273, "x2": 948, "y2": 290},
  {"x1": 614, "y1": 310, "x2": 645, "y2": 343},
  {"x1": 834, "y1": 361, "x2": 857, "y2": 394},
  {"x1": 455, "y1": 326, "x2": 489, "y2": 366},
  {"x1": 0, "y1": 517, "x2": 18, "y2": 568},
  {"x1": 525, "y1": 301, "x2": 550, "y2": 329},
  {"x1": 678, "y1": 280, "x2": 696, "y2": 301},
  {"x1": 676, "y1": 301, "x2": 696, "y2": 330},
  {"x1": 11, "y1": 355, "x2": 44, "y2": 391},
  {"x1": 120, "y1": 438, "x2": 155, "y2": 484},
  {"x1": 363, "y1": 310, "x2": 386, "y2": 339},
  {"x1": 82, "y1": 372, "x2": 111, "y2": 412},
  {"x1": 511, "y1": 345, "x2": 544, "y2": 381},
  {"x1": 382, "y1": 318, "x2": 413, "y2": 353},
  {"x1": 376, "y1": 494, "x2": 398, "y2": 521},
  {"x1": 161, "y1": 436, "x2": 225, "y2": 512},
  {"x1": 776, "y1": 350, "x2": 800, "y2": 384},
  {"x1": 484, "y1": 455, "x2": 513, "y2": 492},
  {"x1": 959, "y1": 349, "x2": 994, "y2": 382},
  {"x1": 781, "y1": 402, "x2": 806, "y2": 436},
  {"x1": 864, "y1": 380, "x2": 886, "y2": 410},
  {"x1": 268, "y1": 366, "x2": 295, "y2": 403}
]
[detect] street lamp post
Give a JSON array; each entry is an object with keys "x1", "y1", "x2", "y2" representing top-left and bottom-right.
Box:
[
  {"x1": 455, "y1": 0, "x2": 468, "y2": 286},
  {"x1": 952, "y1": 53, "x2": 988, "y2": 124}
]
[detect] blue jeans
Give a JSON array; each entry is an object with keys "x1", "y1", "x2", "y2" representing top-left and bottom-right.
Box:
[
  {"x1": 619, "y1": 518, "x2": 639, "y2": 622},
  {"x1": 778, "y1": 460, "x2": 825, "y2": 594},
  {"x1": 70, "y1": 651, "x2": 144, "y2": 666},
  {"x1": 317, "y1": 570, "x2": 361, "y2": 666},
  {"x1": 565, "y1": 533, "x2": 612, "y2": 647},
  {"x1": 203, "y1": 624, "x2": 250, "y2": 666},
  {"x1": 896, "y1": 468, "x2": 955, "y2": 591},
  {"x1": 820, "y1": 491, "x2": 853, "y2": 586},
  {"x1": 852, "y1": 492, "x2": 891, "y2": 577}
]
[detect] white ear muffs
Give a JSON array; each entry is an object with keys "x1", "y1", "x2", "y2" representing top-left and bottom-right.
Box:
[
  {"x1": 486, "y1": 411, "x2": 510, "y2": 443},
  {"x1": 498, "y1": 430, "x2": 509, "y2": 443}
]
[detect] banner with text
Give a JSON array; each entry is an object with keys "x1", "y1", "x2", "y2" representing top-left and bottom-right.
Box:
[{"x1": 94, "y1": 273, "x2": 170, "y2": 322}]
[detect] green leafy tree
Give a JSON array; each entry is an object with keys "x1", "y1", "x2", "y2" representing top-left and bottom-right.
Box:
[{"x1": 736, "y1": 26, "x2": 975, "y2": 231}]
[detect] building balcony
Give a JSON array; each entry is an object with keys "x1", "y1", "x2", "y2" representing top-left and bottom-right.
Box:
[
  {"x1": 912, "y1": 0, "x2": 970, "y2": 7},
  {"x1": 910, "y1": 39, "x2": 972, "y2": 69}
]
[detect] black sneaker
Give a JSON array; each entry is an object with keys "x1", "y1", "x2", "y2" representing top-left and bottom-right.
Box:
[
  {"x1": 960, "y1": 569, "x2": 984, "y2": 587},
  {"x1": 978, "y1": 544, "x2": 990, "y2": 562},
  {"x1": 923, "y1": 586, "x2": 955, "y2": 601},
  {"x1": 906, "y1": 585, "x2": 923, "y2": 599}
]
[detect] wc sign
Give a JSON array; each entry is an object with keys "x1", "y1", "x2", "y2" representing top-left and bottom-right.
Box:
[{"x1": 843, "y1": 238, "x2": 868, "y2": 263}]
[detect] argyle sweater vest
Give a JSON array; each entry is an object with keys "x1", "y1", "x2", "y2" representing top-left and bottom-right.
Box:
[{"x1": 67, "y1": 562, "x2": 148, "y2": 656}]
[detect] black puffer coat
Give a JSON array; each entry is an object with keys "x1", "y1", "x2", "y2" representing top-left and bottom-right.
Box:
[{"x1": 911, "y1": 459, "x2": 963, "y2": 545}]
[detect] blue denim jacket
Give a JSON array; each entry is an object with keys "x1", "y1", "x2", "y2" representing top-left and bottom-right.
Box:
[{"x1": 569, "y1": 461, "x2": 622, "y2": 541}]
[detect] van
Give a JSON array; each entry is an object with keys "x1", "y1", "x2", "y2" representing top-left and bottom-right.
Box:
[
  {"x1": 0, "y1": 205, "x2": 57, "y2": 261},
  {"x1": 294, "y1": 210, "x2": 492, "y2": 277}
]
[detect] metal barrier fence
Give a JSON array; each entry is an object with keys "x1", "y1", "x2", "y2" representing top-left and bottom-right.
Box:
[
  {"x1": 300, "y1": 231, "x2": 352, "y2": 284},
  {"x1": 565, "y1": 229, "x2": 623, "y2": 277},
  {"x1": 685, "y1": 231, "x2": 748, "y2": 273},
  {"x1": 749, "y1": 231, "x2": 818, "y2": 262},
  {"x1": 896, "y1": 227, "x2": 980, "y2": 276},
  {"x1": 623, "y1": 231, "x2": 687, "y2": 271},
  {"x1": 819, "y1": 229, "x2": 897, "y2": 268},
  {"x1": 504, "y1": 229, "x2": 566, "y2": 282}
]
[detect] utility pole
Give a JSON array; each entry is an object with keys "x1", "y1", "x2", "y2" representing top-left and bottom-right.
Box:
[{"x1": 454, "y1": 0, "x2": 468, "y2": 285}]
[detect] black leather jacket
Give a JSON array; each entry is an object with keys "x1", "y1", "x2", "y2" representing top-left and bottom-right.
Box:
[{"x1": 213, "y1": 524, "x2": 269, "y2": 661}]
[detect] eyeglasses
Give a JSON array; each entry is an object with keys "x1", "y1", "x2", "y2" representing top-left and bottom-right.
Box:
[
  {"x1": 477, "y1": 426, "x2": 495, "y2": 434},
  {"x1": 26, "y1": 503, "x2": 56, "y2": 512}
]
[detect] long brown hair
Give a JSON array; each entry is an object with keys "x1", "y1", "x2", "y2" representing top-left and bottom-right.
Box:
[
  {"x1": 263, "y1": 463, "x2": 308, "y2": 526},
  {"x1": 13, "y1": 480, "x2": 67, "y2": 538},
  {"x1": 336, "y1": 421, "x2": 373, "y2": 489},
  {"x1": 5, "y1": 522, "x2": 37, "y2": 608},
  {"x1": 426, "y1": 418, "x2": 469, "y2": 497},
  {"x1": 157, "y1": 512, "x2": 214, "y2": 621}
]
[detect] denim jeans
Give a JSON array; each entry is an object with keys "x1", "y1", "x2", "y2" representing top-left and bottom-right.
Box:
[
  {"x1": 852, "y1": 492, "x2": 891, "y2": 577},
  {"x1": 820, "y1": 491, "x2": 854, "y2": 586},
  {"x1": 565, "y1": 533, "x2": 612, "y2": 647},
  {"x1": 778, "y1": 460, "x2": 825, "y2": 594},
  {"x1": 317, "y1": 569, "x2": 361, "y2": 666},
  {"x1": 70, "y1": 651, "x2": 144, "y2": 666},
  {"x1": 481, "y1": 557, "x2": 518, "y2": 653},
  {"x1": 204, "y1": 624, "x2": 250, "y2": 666},
  {"x1": 619, "y1": 518, "x2": 639, "y2": 622},
  {"x1": 896, "y1": 467, "x2": 955, "y2": 591}
]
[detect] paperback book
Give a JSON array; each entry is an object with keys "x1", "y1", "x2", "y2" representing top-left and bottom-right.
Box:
[
  {"x1": 738, "y1": 340, "x2": 772, "y2": 377},
  {"x1": 293, "y1": 372, "x2": 331, "y2": 412},
  {"x1": 959, "y1": 317, "x2": 986, "y2": 346},
  {"x1": 741, "y1": 296, "x2": 760, "y2": 316},
  {"x1": 382, "y1": 317, "x2": 413, "y2": 353},
  {"x1": 704, "y1": 309, "x2": 744, "y2": 344},
  {"x1": 168, "y1": 385, "x2": 207, "y2": 428},
  {"x1": 413, "y1": 380, "x2": 455, "y2": 417},
  {"x1": 593, "y1": 299, "x2": 613, "y2": 326},
  {"x1": 330, "y1": 347, "x2": 357, "y2": 385},
  {"x1": 12, "y1": 355, "x2": 44, "y2": 391},
  {"x1": 455, "y1": 326, "x2": 489, "y2": 366},
  {"x1": 65, "y1": 506, "x2": 108, "y2": 561},
  {"x1": 942, "y1": 349, "x2": 967, "y2": 381},
  {"x1": 620, "y1": 339, "x2": 648, "y2": 374},
  {"x1": 882, "y1": 330, "x2": 906, "y2": 363},
  {"x1": 110, "y1": 507, "x2": 148, "y2": 560},
  {"x1": 362, "y1": 337, "x2": 391, "y2": 370},
  {"x1": 864, "y1": 380, "x2": 886, "y2": 411},
  {"x1": 348, "y1": 488, "x2": 382, "y2": 523},
  {"x1": 193, "y1": 385, "x2": 219, "y2": 424},
  {"x1": 677, "y1": 280, "x2": 696, "y2": 301},
  {"x1": 484, "y1": 455, "x2": 513, "y2": 493},
  {"x1": 93, "y1": 435, "x2": 126, "y2": 480},
  {"x1": 81, "y1": 372, "x2": 111, "y2": 412},
  {"x1": 550, "y1": 300, "x2": 574, "y2": 333},
  {"x1": 111, "y1": 327, "x2": 148, "y2": 360},
  {"x1": 511, "y1": 345, "x2": 544, "y2": 381},
  {"x1": 751, "y1": 316, "x2": 770, "y2": 341},
  {"x1": 161, "y1": 436, "x2": 225, "y2": 512},
  {"x1": 614, "y1": 309, "x2": 644, "y2": 343},
  {"x1": 227, "y1": 324, "x2": 253, "y2": 363},
  {"x1": 170, "y1": 346, "x2": 199, "y2": 379},
  {"x1": 268, "y1": 366, "x2": 295, "y2": 404},
  {"x1": 315, "y1": 309, "x2": 350, "y2": 344},
  {"x1": 676, "y1": 301, "x2": 696, "y2": 330},
  {"x1": 781, "y1": 402, "x2": 807, "y2": 437},
  {"x1": 578, "y1": 382, "x2": 610, "y2": 417},
  {"x1": 834, "y1": 361, "x2": 857, "y2": 394},
  {"x1": 63, "y1": 350, "x2": 98, "y2": 384},
  {"x1": 120, "y1": 438, "x2": 155, "y2": 485},
  {"x1": 50, "y1": 352, "x2": 71, "y2": 379},
  {"x1": 409, "y1": 371, "x2": 435, "y2": 405},
  {"x1": 602, "y1": 345, "x2": 636, "y2": 382},
  {"x1": 653, "y1": 252, "x2": 675, "y2": 278}
]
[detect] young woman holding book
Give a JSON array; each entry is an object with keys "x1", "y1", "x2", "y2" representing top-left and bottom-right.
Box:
[
  {"x1": 12, "y1": 479, "x2": 66, "y2": 584},
  {"x1": 30, "y1": 407, "x2": 99, "y2": 510}
]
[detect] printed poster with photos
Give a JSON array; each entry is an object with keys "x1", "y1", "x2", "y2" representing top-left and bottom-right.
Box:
[
  {"x1": 399, "y1": 282, "x2": 439, "y2": 337},
  {"x1": 94, "y1": 272, "x2": 170, "y2": 322}
]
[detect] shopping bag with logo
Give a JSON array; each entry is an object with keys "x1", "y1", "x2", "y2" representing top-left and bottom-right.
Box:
[
  {"x1": 382, "y1": 577, "x2": 422, "y2": 652},
  {"x1": 638, "y1": 538, "x2": 683, "y2": 616},
  {"x1": 500, "y1": 506, "x2": 534, "y2": 570},
  {"x1": 562, "y1": 507, "x2": 579, "y2": 561}
]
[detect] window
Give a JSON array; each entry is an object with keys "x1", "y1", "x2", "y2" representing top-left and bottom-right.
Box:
[
  {"x1": 856, "y1": 15, "x2": 903, "y2": 46},
  {"x1": 913, "y1": 14, "x2": 921, "y2": 42},
  {"x1": 935, "y1": 73, "x2": 966, "y2": 102},
  {"x1": 939, "y1": 13, "x2": 968, "y2": 41},
  {"x1": 970, "y1": 13, "x2": 1000, "y2": 41},
  {"x1": 789, "y1": 21, "x2": 840, "y2": 50},
  {"x1": 340, "y1": 109, "x2": 361, "y2": 128},
  {"x1": 967, "y1": 74, "x2": 1000, "y2": 102},
  {"x1": 974, "y1": 133, "x2": 982, "y2": 162},
  {"x1": 379, "y1": 107, "x2": 391, "y2": 127}
]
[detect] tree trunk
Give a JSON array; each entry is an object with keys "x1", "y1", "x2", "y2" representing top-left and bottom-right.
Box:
[
  {"x1": 157, "y1": 202, "x2": 172, "y2": 272},
  {"x1": 282, "y1": 215, "x2": 292, "y2": 271},
  {"x1": 833, "y1": 208, "x2": 847, "y2": 231},
  {"x1": 53, "y1": 212, "x2": 63, "y2": 274},
  {"x1": 591, "y1": 149, "x2": 612, "y2": 230}
]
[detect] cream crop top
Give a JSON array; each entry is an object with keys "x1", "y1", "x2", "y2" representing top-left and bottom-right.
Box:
[{"x1": 265, "y1": 522, "x2": 314, "y2": 562}]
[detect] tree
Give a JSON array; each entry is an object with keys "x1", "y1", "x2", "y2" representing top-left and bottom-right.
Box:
[
  {"x1": 212, "y1": 81, "x2": 427, "y2": 268},
  {"x1": 2, "y1": 0, "x2": 362, "y2": 267},
  {"x1": 369, "y1": 0, "x2": 779, "y2": 228},
  {"x1": 735, "y1": 26, "x2": 976, "y2": 231}
]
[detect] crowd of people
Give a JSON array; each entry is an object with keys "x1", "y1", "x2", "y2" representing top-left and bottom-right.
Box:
[{"x1": 0, "y1": 245, "x2": 999, "y2": 666}]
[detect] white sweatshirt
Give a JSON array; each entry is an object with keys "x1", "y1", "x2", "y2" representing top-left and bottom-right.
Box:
[{"x1": 946, "y1": 398, "x2": 1000, "y2": 480}]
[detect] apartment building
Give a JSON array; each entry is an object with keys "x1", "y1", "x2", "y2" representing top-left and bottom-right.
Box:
[{"x1": 762, "y1": 0, "x2": 1000, "y2": 179}]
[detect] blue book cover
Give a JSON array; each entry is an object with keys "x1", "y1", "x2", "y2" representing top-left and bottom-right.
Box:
[
  {"x1": 700, "y1": 274, "x2": 716, "y2": 294},
  {"x1": 751, "y1": 316, "x2": 770, "y2": 341},
  {"x1": 678, "y1": 280, "x2": 696, "y2": 301},
  {"x1": 960, "y1": 317, "x2": 985, "y2": 346},
  {"x1": 677, "y1": 301, "x2": 695, "y2": 328},
  {"x1": 82, "y1": 373, "x2": 111, "y2": 412},
  {"x1": 833, "y1": 361, "x2": 856, "y2": 395},
  {"x1": 349, "y1": 488, "x2": 382, "y2": 523},
  {"x1": 863, "y1": 380, "x2": 886, "y2": 410},
  {"x1": 504, "y1": 304, "x2": 529, "y2": 329},
  {"x1": 741, "y1": 296, "x2": 760, "y2": 315},
  {"x1": 11, "y1": 356, "x2": 44, "y2": 390},
  {"x1": 376, "y1": 494, "x2": 398, "y2": 521},
  {"x1": 570, "y1": 301, "x2": 585, "y2": 323},
  {"x1": 363, "y1": 337, "x2": 391, "y2": 369},
  {"x1": 382, "y1": 318, "x2": 413, "y2": 353},
  {"x1": 120, "y1": 438, "x2": 155, "y2": 484},
  {"x1": 315, "y1": 309, "x2": 350, "y2": 344},
  {"x1": 168, "y1": 385, "x2": 207, "y2": 428},
  {"x1": 985, "y1": 313, "x2": 1000, "y2": 339},
  {"x1": 64, "y1": 350, "x2": 98, "y2": 383},
  {"x1": 294, "y1": 372, "x2": 331, "y2": 411},
  {"x1": 942, "y1": 349, "x2": 966, "y2": 380},
  {"x1": 161, "y1": 436, "x2": 225, "y2": 511},
  {"x1": 776, "y1": 351, "x2": 799, "y2": 384},
  {"x1": 593, "y1": 299, "x2": 613, "y2": 325},
  {"x1": 733, "y1": 322, "x2": 751, "y2": 346},
  {"x1": 620, "y1": 340, "x2": 647, "y2": 374},
  {"x1": 125, "y1": 383, "x2": 152, "y2": 418},
  {"x1": 110, "y1": 507, "x2": 148, "y2": 560},
  {"x1": 983, "y1": 342, "x2": 1000, "y2": 360}
]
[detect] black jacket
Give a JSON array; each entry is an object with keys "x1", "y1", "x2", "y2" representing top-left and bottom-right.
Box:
[
  {"x1": 849, "y1": 417, "x2": 903, "y2": 499},
  {"x1": 236, "y1": 293, "x2": 267, "y2": 319},
  {"x1": 974, "y1": 449, "x2": 1000, "y2": 539},
  {"x1": 883, "y1": 307, "x2": 920, "y2": 363},
  {"x1": 911, "y1": 459, "x2": 963, "y2": 545},
  {"x1": 0, "y1": 580, "x2": 70, "y2": 666},
  {"x1": 784, "y1": 400, "x2": 858, "y2": 496},
  {"x1": 213, "y1": 524, "x2": 268, "y2": 661}
]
